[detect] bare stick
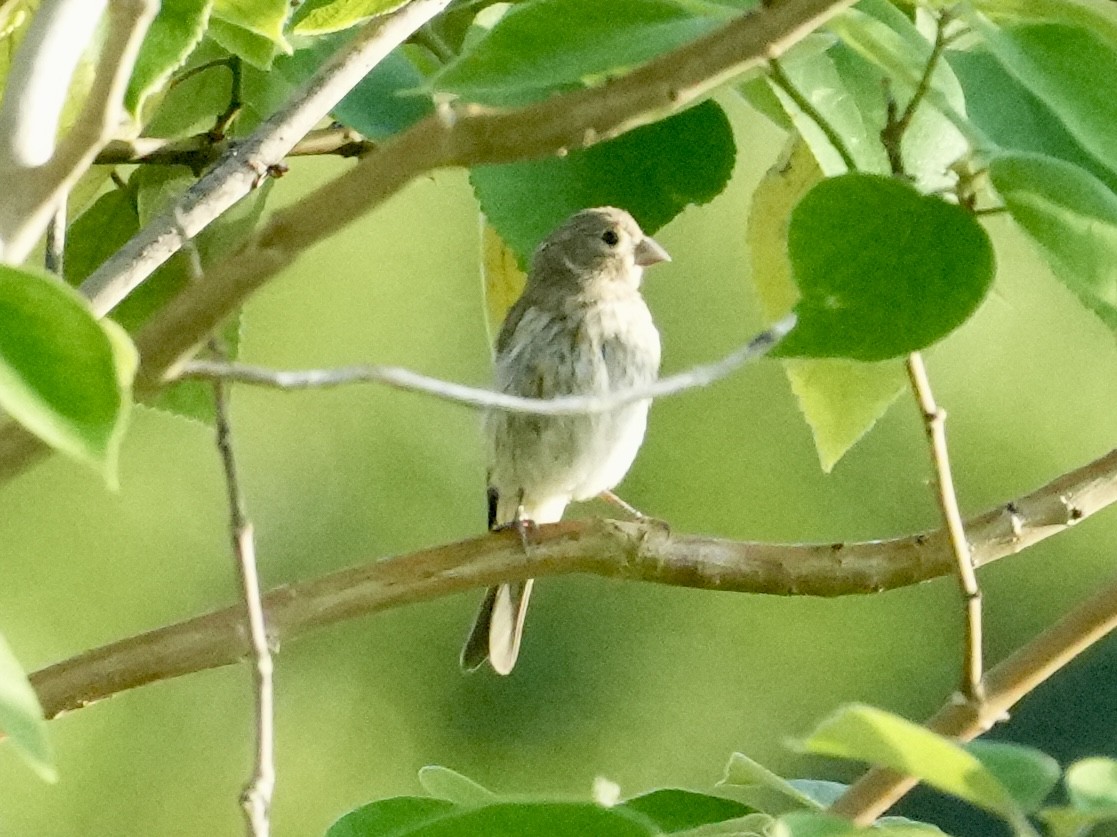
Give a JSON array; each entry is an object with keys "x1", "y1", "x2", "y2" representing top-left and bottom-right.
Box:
[
  {"x1": 907, "y1": 353, "x2": 984, "y2": 702},
  {"x1": 175, "y1": 315, "x2": 795, "y2": 415},
  {"x1": 78, "y1": 0, "x2": 453, "y2": 316},
  {"x1": 831, "y1": 564, "x2": 1117, "y2": 824},
  {"x1": 28, "y1": 442, "x2": 1117, "y2": 721},
  {"x1": 213, "y1": 375, "x2": 274, "y2": 837}
]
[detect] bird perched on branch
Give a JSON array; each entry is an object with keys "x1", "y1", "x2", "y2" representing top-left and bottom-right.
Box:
[{"x1": 461, "y1": 207, "x2": 670, "y2": 675}]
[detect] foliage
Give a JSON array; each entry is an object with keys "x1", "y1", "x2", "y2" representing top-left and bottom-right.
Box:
[{"x1": 2, "y1": 0, "x2": 1117, "y2": 834}]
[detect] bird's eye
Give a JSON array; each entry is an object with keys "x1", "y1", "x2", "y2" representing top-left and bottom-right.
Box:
[{"x1": 601, "y1": 229, "x2": 620, "y2": 246}]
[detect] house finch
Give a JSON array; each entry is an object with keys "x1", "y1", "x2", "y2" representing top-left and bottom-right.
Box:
[{"x1": 461, "y1": 207, "x2": 669, "y2": 675}]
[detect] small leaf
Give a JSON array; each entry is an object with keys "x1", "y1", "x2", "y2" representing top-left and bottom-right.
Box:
[
  {"x1": 207, "y1": 17, "x2": 282, "y2": 68},
  {"x1": 326, "y1": 797, "x2": 456, "y2": 837},
  {"x1": 0, "y1": 265, "x2": 133, "y2": 481},
  {"x1": 417, "y1": 766, "x2": 497, "y2": 807},
  {"x1": 125, "y1": 0, "x2": 213, "y2": 117},
  {"x1": 966, "y1": 740, "x2": 1059, "y2": 813},
  {"x1": 433, "y1": 0, "x2": 724, "y2": 105},
  {"x1": 480, "y1": 221, "x2": 526, "y2": 348},
  {"x1": 775, "y1": 173, "x2": 994, "y2": 361},
  {"x1": 747, "y1": 139, "x2": 904, "y2": 470},
  {"x1": 989, "y1": 151, "x2": 1117, "y2": 331},
  {"x1": 386, "y1": 801, "x2": 657, "y2": 836},
  {"x1": 967, "y1": 16, "x2": 1117, "y2": 176},
  {"x1": 472, "y1": 100, "x2": 735, "y2": 263},
  {"x1": 212, "y1": 0, "x2": 290, "y2": 49},
  {"x1": 0, "y1": 632, "x2": 54, "y2": 782},
  {"x1": 719, "y1": 752, "x2": 824, "y2": 815},
  {"x1": 1066, "y1": 758, "x2": 1117, "y2": 809},
  {"x1": 291, "y1": 0, "x2": 408, "y2": 36},
  {"x1": 619, "y1": 789, "x2": 754, "y2": 832},
  {"x1": 796, "y1": 704, "x2": 1020, "y2": 821}
]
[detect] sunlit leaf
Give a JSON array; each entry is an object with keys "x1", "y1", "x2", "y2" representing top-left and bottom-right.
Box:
[
  {"x1": 125, "y1": 0, "x2": 213, "y2": 117},
  {"x1": 291, "y1": 0, "x2": 408, "y2": 36},
  {"x1": 0, "y1": 632, "x2": 54, "y2": 782},
  {"x1": 480, "y1": 221, "x2": 526, "y2": 349}
]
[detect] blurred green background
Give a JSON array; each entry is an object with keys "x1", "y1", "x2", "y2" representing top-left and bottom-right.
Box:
[{"x1": 3, "y1": 94, "x2": 1117, "y2": 835}]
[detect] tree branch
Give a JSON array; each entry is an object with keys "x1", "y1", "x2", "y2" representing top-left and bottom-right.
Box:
[
  {"x1": 78, "y1": 0, "x2": 454, "y2": 317},
  {"x1": 28, "y1": 443, "x2": 1117, "y2": 721},
  {"x1": 176, "y1": 315, "x2": 794, "y2": 415}
]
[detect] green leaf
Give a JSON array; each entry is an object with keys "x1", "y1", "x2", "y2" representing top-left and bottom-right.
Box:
[
  {"x1": 417, "y1": 766, "x2": 497, "y2": 807},
  {"x1": 719, "y1": 752, "x2": 825, "y2": 816},
  {"x1": 975, "y1": 0, "x2": 1117, "y2": 51},
  {"x1": 0, "y1": 265, "x2": 133, "y2": 481},
  {"x1": 471, "y1": 100, "x2": 735, "y2": 264},
  {"x1": 124, "y1": 0, "x2": 213, "y2": 117},
  {"x1": 945, "y1": 48, "x2": 1117, "y2": 193},
  {"x1": 0, "y1": 632, "x2": 54, "y2": 782},
  {"x1": 773, "y1": 811, "x2": 946, "y2": 836},
  {"x1": 795, "y1": 704, "x2": 1021, "y2": 821},
  {"x1": 775, "y1": 173, "x2": 994, "y2": 361},
  {"x1": 212, "y1": 0, "x2": 290, "y2": 48},
  {"x1": 65, "y1": 188, "x2": 140, "y2": 291},
  {"x1": 273, "y1": 38, "x2": 432, "y2": 139},
  {"x1": 326, "y1": 797, "x2": 457, "y2": 837},
  {"x1": 966, "y1": 740, "x2": 1059, "y2": 813},
  {"x1": 619, "y1": 789, "x2": 753, "y2": 832},
  {"x1": 747, "y1": 138, "x2": 904, "y2": 470},
  {"x1": 207, "y1": 16, "x2": 282, "y2": 68},
  {"x1": 968, "y1": 16, "x2": 1117, "y2": 176},
  {"x1": 988, "y1": 152, "x2": 1117, "y2": 331},
  {"x1": 388, "y1": 802, "x2": 657, "y2": 836},
  {"x1": 672, "y1": 813, "x2": 774, "y2": 837},
  {"x1": 433, "y1": 0, "x2": 724, "y2": 105},
  {"x1": 291, "y1": 0, "x2": 408, "y2": 36},
  {"x1": 1040, "y1": 759, "x2": 1117, "y2": 837}
]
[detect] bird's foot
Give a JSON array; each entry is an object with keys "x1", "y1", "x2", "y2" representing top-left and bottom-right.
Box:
[{"x1": 492, "y1": 517, "x2": 538, "y2": 550}]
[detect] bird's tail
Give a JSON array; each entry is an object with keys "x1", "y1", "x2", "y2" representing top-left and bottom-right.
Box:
[{"x1": 460, "y1": 579, "x2": 534, "y2": 674}]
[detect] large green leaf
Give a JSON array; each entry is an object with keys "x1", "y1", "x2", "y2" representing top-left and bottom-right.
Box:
[
  {"x1": 775, "y1": 173, "x2": 994, "y2": 360},
  {"x1": 747, "y1": 139, "x2": 905, "y2": 471},
  {"x1": 0, "y1": 632, "x2": 54, "y2": 782},
  {"x1": 0, "y1": 265, "x2": 133, "y2": 481},
  {"x1": 968, "y1": 16, "x2": 1117, "y2": 176},
  {"x1": 619, "y1": 789, "x2": 753, "y2": 832},
  {"x1": 432, "y1": 0, "x2": 725, "y2": 105},
  {"x1": 989, "y1": 152, "x2": 1117, "y2": 331},
  {"x1": 390, "y1": 802, "x2": 657, "y2": 836},
  {"x1": 124, "y1": 0, "x2": 213, "y2": 118},
  {"x1": 471, "y1": 100, "x2": 735, "y2": 264},
  {"x1": 966, "y1": 740, "x2": 1059, "y2": 814},
  {"x1": 291, "y1": 0, "x2": 409, "y2": 36},
  {"x1": 796, "y1": 704, "x2": 1022, "y2": 823},
  {"x1": 326, "y1": 797, "x2": 457, "y2": 837}
]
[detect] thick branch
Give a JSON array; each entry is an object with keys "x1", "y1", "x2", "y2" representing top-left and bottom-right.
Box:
[{"x1": 29, "y1": 444, "x2": 1117, "y2": 720}]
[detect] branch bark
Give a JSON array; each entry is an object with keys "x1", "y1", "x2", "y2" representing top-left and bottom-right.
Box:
[{"x1": 29, "y1": 443, "x2": 1117, "y2": 721}]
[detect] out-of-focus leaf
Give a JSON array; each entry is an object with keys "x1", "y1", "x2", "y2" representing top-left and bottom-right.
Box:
[
  {"x1": 747, "y1": 138, "x2": 904, "y2": 471},
  {"x1": 471, "y1": 100, "x2": 735, "y2": 264},
  {"x1": 417, "y1": 766, "x2": 497, "y2": 807},
  {"x1": 719, "y1": 751, "x2": 824, "y2": 816},
  {"x1": 966, "y1": 740, "x2": 1060, "y2": 813},
  {"x1": 1041, "y1": 758, "x2": 1117, "y2": 837},
  {"x1": 291, "y1": 0, "x2": 408, "y2": 36},
  {"x1": 967, "y1": 15, "x2": 1117, "y2": 176},
  {"x1": 772, "y1": 810, "x2": 946, "y2": 836},
  {"x1": 213, "y1": 0, "x2": 290, "y2": 48},
  {"x1": 383, "y1": 801, "x2": 658, "y2": 836},
  {"x1": 0, "y1": 265, "x2": 133, "y2": 482},
  {"x1": 124, "y1": 0, "x2": 213, "y2": 117},
  {"x1": 776, "y1": 173, "x2": 994, "y2": 361},
  {"x1": 274, "y1": 38, "x2": 432, "y2": 139},
  {"x1": 619, "y1": 788, "x2": 753, "y2": 832},
  {"x1": 433, "y1": 0, "x2": 725, "y2": 105},
  {"x1": 989, "y1": 152, "x2": 1117, "y2": 331},
  {"x1": 0, "y1": 632, "x2": 54, "y2": 782},
  {"x1": 326, "y1": 797, "x2": 457, "y2": 837}
]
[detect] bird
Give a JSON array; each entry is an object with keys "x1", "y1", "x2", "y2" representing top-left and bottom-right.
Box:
[{"x1": 460, "y1": 206, "x2": 669, "y2": 675}]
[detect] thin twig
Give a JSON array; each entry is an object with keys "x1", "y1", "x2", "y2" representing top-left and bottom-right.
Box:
[
  {"x1": 44, "y1": 196, "x2": 65, "y2": 274},
  {"x1": 27, "y1": 441, "x2": 1117, "y2": 721},
  {"x1": 907, "y1": 353, "x2": 984, "y2": 702},
  {"x1": 766, "y1": 56, "x2": 857, "y2": 172},
  {"x1": 176, "y1": 314, "x2": 796, "y2": 416},
  {"x1": 96, "y1": 128, "x2": 376, "y2": 169},
  {"x1": 213, "y1": 374, "x2": 275, "y2": 837}
]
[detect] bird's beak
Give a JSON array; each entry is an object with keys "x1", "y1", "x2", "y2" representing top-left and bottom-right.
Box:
[{"x1": 634, "y1": 236, "x2": 671, "y2": 267}]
